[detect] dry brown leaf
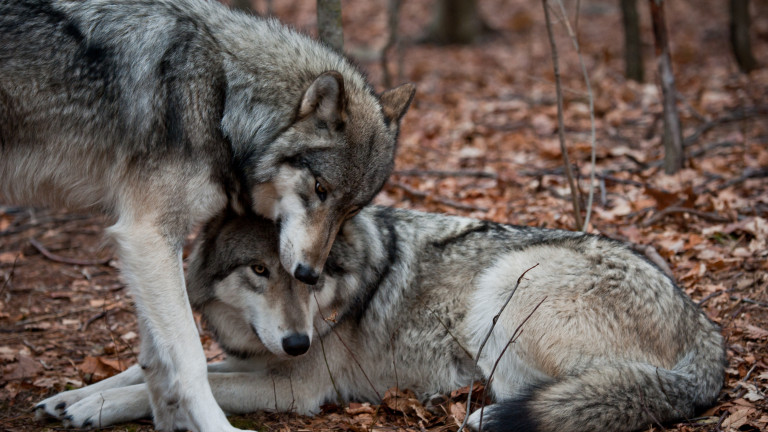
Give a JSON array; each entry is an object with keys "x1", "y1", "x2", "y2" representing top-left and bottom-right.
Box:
[
  {"x1": 2, "y1": 355, "x2": 43, "y2": 381},
  {"x1": 449, "y1": 401, "x2": 466, "y2": 427},
  {"x1": 78, "y1": 355, "x2": 122, "y2": 382},
  {"x1": 722, "y1": 406, "x2": 755, "y2": 429},
  {"x1": 382, "y1": 387, "x2": 431, "y2": 422},
  {"x1": 745, "y1": 325, "x2": 768, "y2": 341}
]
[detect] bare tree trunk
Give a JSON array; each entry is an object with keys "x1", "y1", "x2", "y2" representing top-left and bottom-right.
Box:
[
  {"x1": 730, "y1": 0, "x2": 757, "y2": 73},
  {"x1": 649, "y1": 0, "x2": 684, "y2": 174},
  {"x1": 229, "y1": 0, "x2": 252, "y2": 12},
  {"x1": 621, "y1": 0, "x2": 644, "y2": 82},
  {"x1": 317, "y1": 0, "x2": 343, "y2": 52},
  {"x1": 382, "y1": 0, "x2": 403, "y2": 88},
  {"x1": 426, "y1": 0, "x2": 486, "y2": 45}
]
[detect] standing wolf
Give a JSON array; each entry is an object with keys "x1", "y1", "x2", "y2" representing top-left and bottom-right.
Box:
[
  {"x1": 0, "y1": 0, "x2": 415, "y2": 429},
  {"x1": 37, "y1": 207, "x2": 726, "y2": 432}
]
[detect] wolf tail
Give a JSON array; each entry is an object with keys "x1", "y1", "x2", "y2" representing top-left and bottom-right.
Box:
[{"x1": 473, "y1": 333, "x2": 725, "y2": 432}]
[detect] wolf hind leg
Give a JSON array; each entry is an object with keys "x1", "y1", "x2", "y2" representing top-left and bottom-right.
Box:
[{"x1": 468, "y1": 362, "x2": 712, "y2": 432}]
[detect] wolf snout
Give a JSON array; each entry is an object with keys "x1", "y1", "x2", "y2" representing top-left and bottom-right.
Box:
[
  {"x1": 294, "y1": 264, "x2": 319, "y2": 285},
  {"x1": 282, "y1": 333, "x2": 310, "y2": 356}
]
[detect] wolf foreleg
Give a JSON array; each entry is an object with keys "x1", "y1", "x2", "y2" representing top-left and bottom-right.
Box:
[{"x1": 108, "y1": 216, "x2": 242, "y2": 432}]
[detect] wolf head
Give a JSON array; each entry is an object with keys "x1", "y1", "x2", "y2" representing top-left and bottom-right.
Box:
[
  {"x1": 229, "y1": 72, "x2": 414, "y2": 285},
  {"x1": 187, "y1": 211, "x2": 344, "y2": 359}
]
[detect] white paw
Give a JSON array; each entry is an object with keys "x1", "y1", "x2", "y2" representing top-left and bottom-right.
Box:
[
  {"x1": 35, "y1": 388, "x2": 89, "y2": 421},
  {"x1": 60, "y1": 385, "x2": 151, "y2": 429}
]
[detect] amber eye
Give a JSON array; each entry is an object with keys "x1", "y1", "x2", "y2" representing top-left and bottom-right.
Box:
[
  {"x1": 251, "y1": 264, "x2": 269, "y2": 278},
  {"x1": 315, "y1": 181, "x2": 327, "y2": 202}
]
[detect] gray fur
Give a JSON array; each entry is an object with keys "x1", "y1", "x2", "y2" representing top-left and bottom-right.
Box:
[
  {"x1": 2, "y1": 1, "x2": 414, "y2": 430},
  {"x1": 36, "y1": 206, "x2": 725, "y2": 432}
]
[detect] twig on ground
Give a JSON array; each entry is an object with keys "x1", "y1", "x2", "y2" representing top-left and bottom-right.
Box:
[
  {"x1": 28, "y1": 237, "x2": 111, "y2": 267},
  {"x1": 641, "y1": 206, "x2": 731, "y2": 227},
  {"x1": 683, "y1": 106, "x2": 768, "y2": 146},
  {"x1": 730, "y1": 296, "x2": 768, "y2": 308},
  {"x1": 542, "y1": 0, "x2": 582, "y2": 230},
  {"x1": 697, "y1": 289, "x2": 733, "y2": 307},
  {"x1": 0, "y1": 253, "x2": 20, "y2": 295},
  {"x1": 457, "y1": 263, "x2": 539, "y2": 432},
  {"x1": 391, "y1": 181, "x2": 488, "y2": 213},
  {"x1": 394, "y1": 169, "x2": 498, "y2": 179}
]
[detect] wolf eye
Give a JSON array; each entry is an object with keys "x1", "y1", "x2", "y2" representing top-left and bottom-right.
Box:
[
  {"x1": 251, "y1": 264, "x2": 270, "y2": 278},
  {"x1": 315, "y1": 181, "x2": 327, "y2": 202}
]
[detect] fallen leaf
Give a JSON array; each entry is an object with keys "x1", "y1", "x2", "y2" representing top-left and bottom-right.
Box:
[
  {"x1": 3, "y1": 355, "x2": 43, "y2": 381},
  {"x1": 382, "y1": 387, "x2": 431, "y2": 422},
  {"x1": 722, "y1": 406, "x2": 754, "y2": 429},
  {"x1": 449, "y1": 401, "x2": 467, "y2": 427},
  {"x1": 745, "y1": 325, "x2": 768, "y2": 341},
  {"x1": 78, "y1": 355, "x2": 123, "y2": 382}
]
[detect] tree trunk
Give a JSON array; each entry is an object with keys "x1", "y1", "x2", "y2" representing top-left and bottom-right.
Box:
[
  {"x1": 426, "y1": 0, "x2": 486, "y2": 45},
  {"x1": 229, "y1": 0, "x2": 252, "y2": 13},
  {"x1": 317, "y1": 0, "x2": 344, "y2": 53},
  {"x1": 649, "y1": 0, "x2": 684, "y2": 174},
  {"x1": 382, "y1": 0, "x2": 403, "y2": 88},
  {"x1": 730, "y1": 0, "x2": 757, "y2": 73},
  {"x1": 621, "y1": 0, "x2": 644, "y2": 82}
]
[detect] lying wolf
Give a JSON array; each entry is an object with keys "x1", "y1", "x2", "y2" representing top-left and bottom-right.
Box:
[
  {"x1": 36, "y1": 207, "x2": 725, "y2": 431},
  {"x1": 1, "y1": 0, "x2": 414, "y2": 429}
]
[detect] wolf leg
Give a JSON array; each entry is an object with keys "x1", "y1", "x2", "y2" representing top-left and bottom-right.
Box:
[
  {"x1": 56, "y1": 367, "x2": 331, "y2": 427},
  {"x1": 208, "y1": 370, "x2": 331, "y2": 416},
  {"x1": 108, "y1": 215, "x2": 243, "y2": 432},
  {"x1": 60, "y1": 384, "x2": 152, "y2": 428}
]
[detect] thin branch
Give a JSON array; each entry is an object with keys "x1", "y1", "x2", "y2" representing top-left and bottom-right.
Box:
[
  {"x1": 0, "y1": 253, "x2": 20, "y2": 295},
  {"x1": 683, "y1": 106, "x2": 768, "y2": 145},
  {"x1": 554, "y1": 0, "x2": 596, "y2": 232},
  {"x1": 314, "y1": 323, "x2": 344, "y2": 406},
  {"x1": 457, "y1": 263, "x2": 539, "y2": 432},
  {"x1": 730, "y1": 296, "x2": 768, "y2": 308},
  {"x1": 542, "y1": 0, "x2": 582, "y2": 229},
  {"x1": 28, "y1": 237, "x2": 111, "y2": 267},
  {"x1": 477, "y1": 296, "x2": 547, "y2": 431},
  {"x1": 313, "y1": 292, "x2": 382, "y2": 401}
]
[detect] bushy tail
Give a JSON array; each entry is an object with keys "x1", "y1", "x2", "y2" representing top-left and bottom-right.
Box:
[{"x1": 476, "y1": 338, "x2": 725, "y2": 432}]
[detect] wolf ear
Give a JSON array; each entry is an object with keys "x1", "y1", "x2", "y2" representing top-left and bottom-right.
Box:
[
  {"x1": 380, "y1": 83, "x2": 416, "y2": 124},
  {"x1": 299, "y1": 71, "x2": 346, "y2": 124}
]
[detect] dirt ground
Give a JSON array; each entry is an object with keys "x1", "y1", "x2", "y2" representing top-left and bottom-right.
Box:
[{"x1": 2, "y1": 0, "x2": 767, "y2": 431}]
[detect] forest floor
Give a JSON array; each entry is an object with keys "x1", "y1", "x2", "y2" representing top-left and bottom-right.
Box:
[{"x1": 2, "y1": 0, "x2": 767, "y2": 431}]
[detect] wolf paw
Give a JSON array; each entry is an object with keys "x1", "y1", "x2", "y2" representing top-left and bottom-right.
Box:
[{"x1": 35, "y1": 389, "x2": 88, "y2": 422}]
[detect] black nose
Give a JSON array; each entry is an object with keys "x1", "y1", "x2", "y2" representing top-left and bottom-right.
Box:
[
  {"x1": 282, "y1": 333, "x2": 310, "y2": 356},
  {"x1": 294, "y1": 264, "x2": 319, "y2": 285}
]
